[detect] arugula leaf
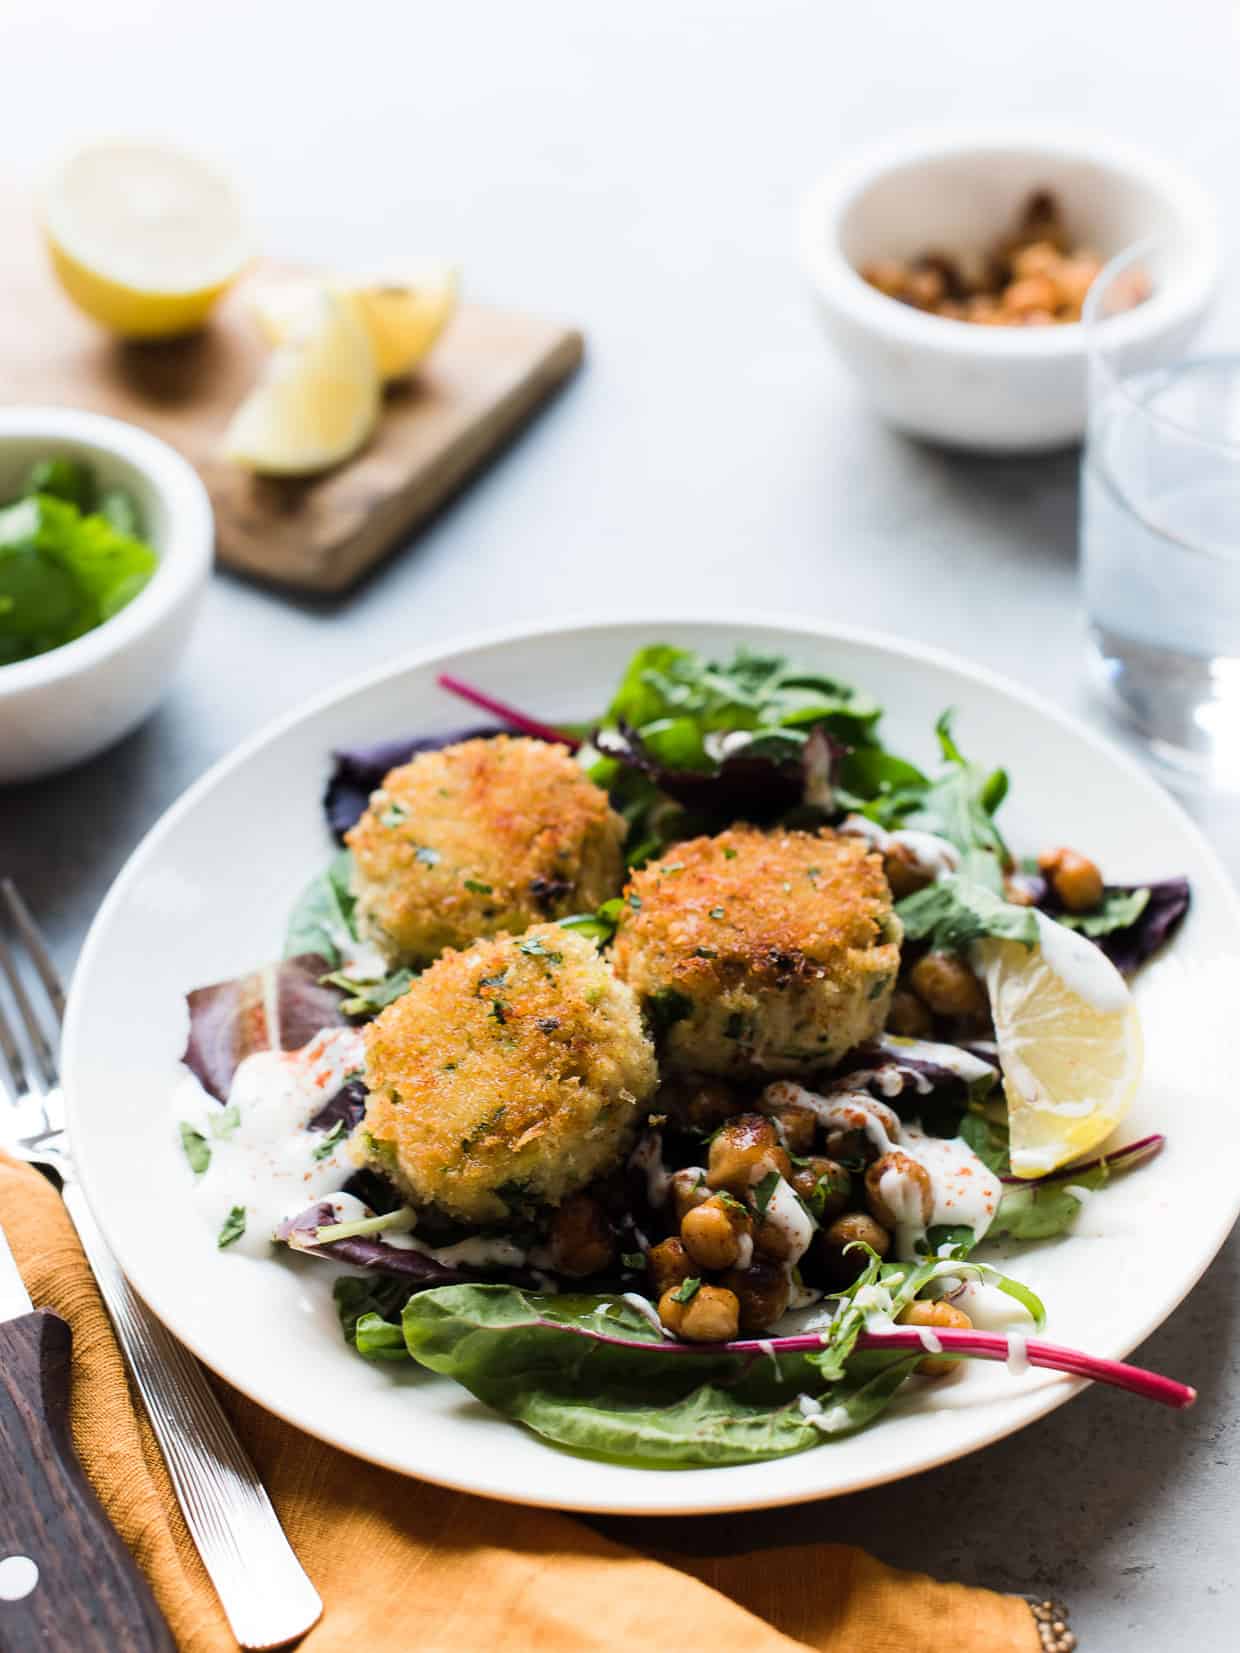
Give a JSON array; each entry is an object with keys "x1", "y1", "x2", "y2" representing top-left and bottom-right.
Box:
[
  {"x1": 1058, "y1": 887, "x2": 1150, "y2": 937},
  {"x1": 923, "y1": 1224, "x2": 975, "y2": 1256},
  {"x1": 894, "y1": 712, "x2": 1011, "y2": 881},
  {"x1": 179, "y1": 1123, "x2": 210, "y2": 1175},
  {"x1": 896, "y1": 875, "x2": 1038, "y2": 953},
  {"x1": 217, "y1": 1206, "x2": 247, "y2": 1249},
  {"x1": 284, "y1": 849, "x2": 358, "y2": 965}
]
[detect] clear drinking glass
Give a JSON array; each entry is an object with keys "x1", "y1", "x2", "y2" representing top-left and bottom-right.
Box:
[{"x1": 1082, "y1": 240, "x2": 1240, "y2": 790}]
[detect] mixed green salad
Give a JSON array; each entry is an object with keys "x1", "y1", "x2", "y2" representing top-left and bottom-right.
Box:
[
  {"x1": 0, "y1": 455, "x2": 156, "y2": 666},
  {"x1": 178, "y1": 642, "x2": 1194, "y2": 1468}
]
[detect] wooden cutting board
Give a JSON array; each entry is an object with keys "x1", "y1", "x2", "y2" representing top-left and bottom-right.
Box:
[{"x1": 0, "y1": 227, "x2": 583, "y2": 593}]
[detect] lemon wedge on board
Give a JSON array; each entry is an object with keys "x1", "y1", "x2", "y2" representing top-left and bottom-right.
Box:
[
  {"x1": 42, "y1": 139, "x2": 250, "y2": 339},
  {"x1": 221, "y1": 286, "x2": 380, "y2": 475},
  {"x1": 977, "y1": 910, "x2": 1143, "y2": 1178},
  {"x1": 252, "y1": 263, "x2": 459, "y2": 381}
]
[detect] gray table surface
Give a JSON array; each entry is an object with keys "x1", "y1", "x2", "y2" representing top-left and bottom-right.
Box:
[{"x1": 4, "y1": 2, "x2": 1239, "y2": 1647}]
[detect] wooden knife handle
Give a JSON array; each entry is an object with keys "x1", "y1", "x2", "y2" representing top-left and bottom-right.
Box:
[{"x1": 0, "y1": 1309, "x2": 175, "y2": 1653}]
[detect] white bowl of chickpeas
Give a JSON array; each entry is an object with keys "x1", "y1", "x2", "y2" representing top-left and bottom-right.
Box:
[{"x1": 801, "y1": 127, "x2": 1219, "y2": 453}]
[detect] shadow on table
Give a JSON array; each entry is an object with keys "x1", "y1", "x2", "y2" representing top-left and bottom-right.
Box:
[
  {"x1": 901, "y1": 439, "x2": 1083, "y2": 571},
  {"x1": 589, "y1": 1229, "x2": 1237, "y2": 1605}
]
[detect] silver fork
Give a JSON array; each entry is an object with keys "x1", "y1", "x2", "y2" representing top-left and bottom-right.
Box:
[{"x1": 0, "y1": 879, "x2": 322, "y2": 1651}]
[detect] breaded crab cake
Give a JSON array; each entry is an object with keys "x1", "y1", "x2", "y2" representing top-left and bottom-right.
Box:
[
  {"x1": 346, "y1": 735, "x2": 626, "y2": 965},
  {"x1": 359, "y1": 924, "x2": 657, "y2": 1224},
  {"x1": 610, "y1": 826, "x2": 900, "y2": 1076}
]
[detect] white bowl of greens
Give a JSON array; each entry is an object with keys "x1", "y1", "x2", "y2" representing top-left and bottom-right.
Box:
[
  {"x1": 0, "y1": 406, "x2": 212, "y2": 784},
  {"x1": 63, "y1": 617, "x2": 1240, "y2": 1514}
]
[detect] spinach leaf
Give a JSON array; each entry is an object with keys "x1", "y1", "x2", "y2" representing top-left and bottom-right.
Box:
[
  {"x1": 896, "y1": 875, "x2": 1039, "y2": 953},
  {"x1": 334, "y1": 1275, "x2": 412, "y2": 1359},
  {"x1": 959, "y1": 1112, "x2": 1011, "y2": 1176},
  {"x1": 1057, "y1": 887, "x2": 1149, "y2": 938},
  {"x1": 989, "y1": 1164, "x2": 1108, "y2": 1241},
  {"x1": 284, "y1": 849, "x2": 358, "y2": 965},
  {"x1": 399, "y1": 1283, "x2": 920, "y2": 1466}
]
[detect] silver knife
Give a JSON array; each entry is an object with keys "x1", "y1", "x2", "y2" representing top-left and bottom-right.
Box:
[{"x1": 0, "y1": 1223, "x2": 176, "y2": 1652}]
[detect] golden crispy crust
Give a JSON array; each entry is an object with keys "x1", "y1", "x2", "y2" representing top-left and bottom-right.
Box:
[
  {"x1": 610, "y1": 826, "x2": 899, "y2": 1075},
  {"x1": 345, "y1": 735, "x2": 625, "y2": 964},
  {"x1": 613, "y1": 826, "x2": 893, "y2": 986},
  {"x1": 360, "y1": 924, "x2": 657, "y2": 1223}
]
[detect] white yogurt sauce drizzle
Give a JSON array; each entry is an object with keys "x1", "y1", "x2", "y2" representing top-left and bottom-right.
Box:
[
  {"x1": 1005, "y1": 1331, "x2": 1030, "y2": 1377},
  {"x1": 760, "y1": 1081, "x2": 1002, "y2": 1259},
  {"x1": 762, "y1": 1175, "x2": 815, "y2": 1266},
  {"x1": 173, "y1": 1026, "x2": 366, "y2": 1258},
  {"x1": 839, "y1": 814, "x2": 961, "y2": 881}
]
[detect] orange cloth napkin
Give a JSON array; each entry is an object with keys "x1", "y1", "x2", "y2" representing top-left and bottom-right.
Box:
[{"x1": 1, "y1": 1155, "x2": 1037, "y2": 1653}]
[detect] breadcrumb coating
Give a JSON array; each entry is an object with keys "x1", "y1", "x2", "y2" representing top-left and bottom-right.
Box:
[
  {"x1": 610, "y1": 826, "x2": 900, "y2": 1075},
  {"x1": 346, "y1": 735, "x2": 626, "y2": 966},
  {"x1": 360, "y1": 924, "x2": 657, "y2": 1223}
]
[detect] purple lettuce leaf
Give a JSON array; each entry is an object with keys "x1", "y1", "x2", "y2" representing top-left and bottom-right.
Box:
[
  {"x1": 277, "y1": 1202, "x2": 541, "y2": 1289},
  {"x1": 324, "y1": 725, "x2": 504, "y2": 840},
  {"x1": 1096, "y1": 879, "x2": 1191, "y2": 975},
  {"x1": 309, "y1": 1077, "x2": 368, "y2": 1134},
  {"x1": 593, "y1": 722, "x2": 813, "y2": 822},
  {"x1": 182, "y1": 954, "x2": 346, "y2": 1103},
  {"x1": 1036, "y1": 876, "x2": 1191, "y2": 976}
]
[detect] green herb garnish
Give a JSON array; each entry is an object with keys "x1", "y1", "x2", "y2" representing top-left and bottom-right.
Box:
[
  {"x1": 217, "y1": 1206, "x2": 247, "y2": 1249},
  {"x1": 671, "y1": 1276, "x2": 702, "y2": 1303},
  {"x1": 179, "y1": 1123, "x2": 210, "y2": 1175}
]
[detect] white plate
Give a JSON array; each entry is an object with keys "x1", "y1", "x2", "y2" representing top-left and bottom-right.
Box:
[{"x1": 64, "y1": 615, "x2": 1240, "y2": 1516}]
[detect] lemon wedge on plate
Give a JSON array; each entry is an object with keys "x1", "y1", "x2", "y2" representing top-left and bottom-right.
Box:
[
  {"x1": 42, "y1": 139, "x2": 250, "y2": 339},
  {"x1": 222, "y1": 286, "x2": 380, "y2": 475},
  {"x1": 977, "y1": 910, "x2": 1143, "y2": 1178},
  {"x1": 252, "y1": 263, "x2": 459, "y2": 381}
]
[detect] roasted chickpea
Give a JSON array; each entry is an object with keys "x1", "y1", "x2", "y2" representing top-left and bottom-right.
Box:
[
  {"x1": 761, "y1": 1102, "x2": 816, "y2": 1156},
  {"x1": 885, "y1": 988, "x2": 933, "y2": 1038},
  {"x1": 658, "y1": 1283, "x2": 740, "y2": 1343},
  {"x1": 660, "y1": 1075, "x2": 742, "y2": 1136},
  {"x1": 789, "y1": 1156, "x2": 851, "y2": 1222},
  {"x1": 1038, "y1": 847, "x2": 1103, "y2": 914},
  {"x1": 883, "y1": 842, "x2": 934, "y2": 900},
  {"x1": 899, "y1": 1298, "x2": 973, "y2": 1376},
  {"x1": 680, "y1": 1193, "x2": 753, "y2": 1272},
  {"x1": 669, "y1": 1167, "x2": 712, "y2": 1226},
  {"x1": 707, "y1": 1114, "x2": 792, "y2": 1198},
  {"x1": 647, "y1": 1236, "x2": 695, "y2": 1296},
  {"x1": 821, "y1": 1211, "x2": 890, "y2": 1284},
  {"x1": 719, "y1": 1259, "x2": 791, "y2": 1333},
  {"x1": 864, "y1": 1151, "x2": 934, "y2": 1231},
  {"x1": 1002, "y1": 875, "x2": 1039, "y2": 908},
  {"x1": 1002, "y1": 273, "x2": 1060, "y2": 316},
  {"x1": 547, "y1": 1192, "x2": 615, "y2": 1279},
  {"x1": 909, "y1": 952, "x2": 988, "y2": 1019}
]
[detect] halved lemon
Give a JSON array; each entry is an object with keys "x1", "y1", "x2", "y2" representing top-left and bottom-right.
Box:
[
  {"x1": 221, "y1": 286, "x2": 380, "y2": 475},
  {"x1": 977, "y1": 911, "x2": 1143, "y2": 1178},
  {"x1": 42, "y1": 139, "x2": 250, "y2": 339},
  {"x1": 252, "y1": 263, "x2": 459, "y2": 381}
]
